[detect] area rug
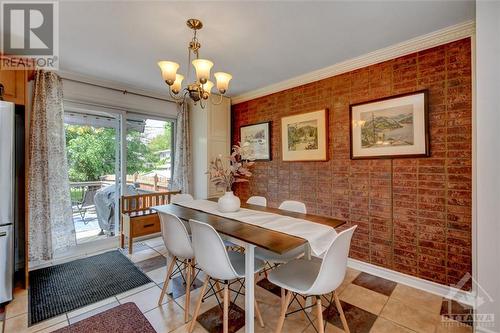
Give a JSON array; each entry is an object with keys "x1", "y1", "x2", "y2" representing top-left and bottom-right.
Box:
[
  {"x1": 53, "y1": 302, "x2": 156, "y2": 333},
  {"x1": 29, "y1": 250, "x2": 152, "y2": 325}
]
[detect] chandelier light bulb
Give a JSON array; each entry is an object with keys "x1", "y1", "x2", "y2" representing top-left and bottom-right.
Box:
[
  {"x1": 214, "y1": 72, "x2": 232, "y2": 94},
  {"x1": 192, "y1": 59, "x2": 213, "y2": 84},
  {"x1": 171, "y1": 74, "x2": 184, "y2": 94},
  {"x1": 158, "y1": 61, "x2": 179, "y2": 85}
]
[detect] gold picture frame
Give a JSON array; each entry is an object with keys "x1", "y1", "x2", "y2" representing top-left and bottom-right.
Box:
[{"x1": 281, "y1": 109, "x2": 328, "y2": 161}]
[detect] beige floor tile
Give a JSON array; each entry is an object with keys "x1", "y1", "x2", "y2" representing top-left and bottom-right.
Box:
[
  {"x1": 153, "y1": 245, "x2": 168, "y2": 256},
  {"x1": 68, "y1": 301, "x2": 120, "y2": 324},
  {"x1": 336, "y1": 267, "x2": 361, "y2": 294},
  {"x1": 370, "y1": 317, "x2": 416, "y2": 333},
  {"x1": 435, "y1": 319, "x2": 473, "y2": 333},
  {"x1": 129, "y1": 248, "x2": 162, "y2": 263},
  {"x1": 176, "y1": 284, "x2": 219, "y2": 316},
  {"x1": 303, "y1": 322, "x2": 345, "y2": 333},
  {"x1": 339, "y1": 284, "x2": 389, "y2": 315},
  {"x1": 4, "y1": 313, "x2": 66, "y2": 333},
  {"x1": 143, "y1": 302, "x2": 187, "y2": 332},
  {"x1": 391, "y1": 284, "x2": 443, "y2": 314},
  {"x1": 35, "y1": 320, "x2": 69, "y2": 333},
  {"x1": 66, "y1": 297, "x2": 117, "y2": 318},
  {"x1": 119, "y1": 285, "x2": 169, "y2": 313},
  {"x1": 5, "y1": 290, "x2": 28, "y2": 319},
  {"x1": 144, "y1": 237, "x2": 165, "y2": 248},
  {"x1": 115, "y1": 282, "x2": 157, "y2": 299},
  {"x1": 170, "y1": 322, "x2": 209, "y2": 333},
  {"x1": 146, "y1": 266, "x2": 168, "y2": 284},
  {"x1": 380, "y1": 297, "x2": 440, "y2": 333}
]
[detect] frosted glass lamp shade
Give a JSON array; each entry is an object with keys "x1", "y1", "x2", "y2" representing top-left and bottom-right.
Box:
[
  {"x1": 171, "y1": 74, "x2": 184, "y2": 94},
  {"x1": 201, "y1": 80, "x2": 214, "y2": 99},
  {"x1": 214, "y1": 72, "x2": 232, "y2": 94},
  {"x1": 192, "y1": 59, "x2": 213, "y2": 84},
  {"x1": 158, "y1": 61, "x2": 179, "y2": 85}
]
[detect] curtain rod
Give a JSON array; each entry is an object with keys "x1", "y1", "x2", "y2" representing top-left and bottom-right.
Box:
[{"x1": 61, "y1": 77, "x2": 177, "y2": 104}]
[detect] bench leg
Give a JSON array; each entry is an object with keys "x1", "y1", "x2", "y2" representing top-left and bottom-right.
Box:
[
  {"x1": 128, "y1": 235, "x2": 133, "y2": 254},
  {"x1": 120, "y1": 232, "x2": 125, "y2": 249}
]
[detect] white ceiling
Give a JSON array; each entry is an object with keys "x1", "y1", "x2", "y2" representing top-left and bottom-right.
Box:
[{"x1": 59, "y1": 1, "x2": 474, "y2": 98}]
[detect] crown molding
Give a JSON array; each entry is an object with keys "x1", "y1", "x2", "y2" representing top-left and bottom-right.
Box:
[{"x1": 232, "y1": 20, "x2": 475, "y2": 105}]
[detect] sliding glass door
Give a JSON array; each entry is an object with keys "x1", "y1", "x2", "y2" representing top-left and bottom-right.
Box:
[
  {"x1": 125, "y1": 114, "x2": 175, "y2": 195},
  {"x1": 62, "y1": 108, "x2": 175, "y2": 251},
  {"x1": 64, "y1": 110, "x2": 122, "y2": 245}
]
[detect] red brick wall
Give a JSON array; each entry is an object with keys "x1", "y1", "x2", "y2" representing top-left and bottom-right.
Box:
[{"x1": 231, "y1": 38, "x2": 472, "y2": 288}]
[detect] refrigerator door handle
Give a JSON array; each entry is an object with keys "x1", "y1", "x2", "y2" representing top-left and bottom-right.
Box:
[{"x1": 0, "y1": 232, "x2": 6, "y2": 237}]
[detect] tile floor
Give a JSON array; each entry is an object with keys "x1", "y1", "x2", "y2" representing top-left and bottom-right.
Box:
[{"x1": 1, "y1": 237, "x2": 474, "y2": 333}]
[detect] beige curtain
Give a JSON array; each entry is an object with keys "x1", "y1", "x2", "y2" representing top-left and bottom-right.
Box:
[
  {"x1": 171, "y1": 102, "x2": 191, "y2": 194},
  {"x1": 28, "y1": 70, "x2": 76, "y2": 262}
]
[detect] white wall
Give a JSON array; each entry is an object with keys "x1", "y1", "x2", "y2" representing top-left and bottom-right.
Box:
[{"x1": 475, "y1": 1, "x2": 500, "y2": 332}]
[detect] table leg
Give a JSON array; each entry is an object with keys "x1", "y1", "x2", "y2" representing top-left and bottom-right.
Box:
[{"x1": 245, "y1": 243, "x2": 255, "y2": 333}]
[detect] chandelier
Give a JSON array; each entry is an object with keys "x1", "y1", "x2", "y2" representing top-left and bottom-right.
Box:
[{"x1": 158, "y1": 19, "x2": 232, "y2": 108}]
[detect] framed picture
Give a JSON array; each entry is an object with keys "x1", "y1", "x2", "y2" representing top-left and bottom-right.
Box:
[
  {"x1": 281, "y1": 109, "x2": 328, "y2": 161},
  {"x1": 350, "y1": 90, "x2": 429, "y2": 159},
  {"x1": 240, "y1": 121, "x2": 271, "y2": 161}
]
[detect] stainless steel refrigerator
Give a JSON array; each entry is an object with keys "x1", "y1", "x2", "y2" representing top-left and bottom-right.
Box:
[{"x1": 0, "y1": 100, "x2": 15, "y2": 303}]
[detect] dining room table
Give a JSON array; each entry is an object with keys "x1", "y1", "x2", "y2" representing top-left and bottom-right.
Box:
[{"x1": 152, "y1": 199, "x2": 346, "y2": 333}]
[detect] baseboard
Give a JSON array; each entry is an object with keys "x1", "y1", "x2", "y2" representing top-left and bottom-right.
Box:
[
  {"x1": 347, "y1": 258, "x2": 476, "y2": 307},
  {"x1": 475, "y1": 326, "x2": 498, "y2": 333}
]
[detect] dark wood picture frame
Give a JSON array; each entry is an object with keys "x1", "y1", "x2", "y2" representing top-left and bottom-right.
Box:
[
  {"x1": 349, "y1": 90, "x2": 430, "y2": 160},
  {"x1": 281, "y1": 109, "x2": 329, "y2": 162},
  {"x1": 239, "y1": 121, "x2": 272, "y2": 161}
]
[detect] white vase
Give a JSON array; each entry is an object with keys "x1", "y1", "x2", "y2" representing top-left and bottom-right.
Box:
[{"x1": 217, "y1": 191, "x2": 241, "y2": 213}]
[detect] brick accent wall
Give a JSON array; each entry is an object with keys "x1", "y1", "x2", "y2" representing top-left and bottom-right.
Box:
[{"x1": 231, "y1": 38, "x2": 472, "y2": 289}]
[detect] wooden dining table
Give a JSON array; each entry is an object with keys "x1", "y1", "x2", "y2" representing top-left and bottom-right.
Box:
[{"x1": 152, "y1": 201, "x2": 346, "y2": 333}]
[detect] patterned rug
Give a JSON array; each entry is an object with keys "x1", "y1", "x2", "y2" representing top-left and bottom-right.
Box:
[
  {"x1": 29, "y1": 250, "x2": 151, "y2": 325},
  {"x1": 53, "y1": 302, "x2": 156, "y2": 333}
]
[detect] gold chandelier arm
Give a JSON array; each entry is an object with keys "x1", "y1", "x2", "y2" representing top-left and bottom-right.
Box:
[{"x1": 169, "y1": 87, "x2": 184, "y2": 101}]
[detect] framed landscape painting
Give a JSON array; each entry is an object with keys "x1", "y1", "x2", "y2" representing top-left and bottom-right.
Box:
[
  {"x1": 240, "y1": 121, "x2": 271, "y2": 161},
  {"x1": 281, "y1": 109, "x2": 328, "y2": 161},
  {"x1": 350, "y1": 90, "x2": 429, "y2": 159}
]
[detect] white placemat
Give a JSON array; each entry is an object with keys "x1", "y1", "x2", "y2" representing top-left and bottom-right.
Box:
[{"x1": 175, "y1": 199, "x2": 337, "y2": 256}]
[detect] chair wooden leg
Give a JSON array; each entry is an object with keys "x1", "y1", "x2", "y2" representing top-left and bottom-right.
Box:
[
  {"x1": 215, "y1": 280, "x2": 224, "y2": 299},
  {"x1": 184, "y1": 259, "x2": 192, "y2": 323},
  {"x1": 316, "y1": 296, "x2": 325, "y2": 333},
  {"x1": 223, "y1": 283, "x2": 229, "y2": 333},
  {"x1": 275, "y1": 290, "x2": 293, "y2": 333},
  {"x1": 254, "y1": 299, "x2": 265, "y2": 327},
  {"x1": 280, "y1": 288, "x2": 286, "y2": 312},
  {"x1": 334, "y1": 291, "x2": 350, "y2": 333},
  {"x1": 189, "y1": 276, "x2": 210, "y2": 333},
  {"x1": 158, "y1": 256, "x2": 176, "y2": 305}
]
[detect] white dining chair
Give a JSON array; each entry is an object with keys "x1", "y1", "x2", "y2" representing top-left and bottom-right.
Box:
[
  {"x1": 188, "y1": 219, "x2": 266, "y2": 333},
  {"x1": 157, "y1": 212, "x2": 196, "y2": 323},
  {"x1": 279, "y1": 200, "x2": 307, "y2": 214},
  {"x1": 254, "y1": 199, "x2": 308, "y2": 270},
  {"x1": 268, "y1": 226, "x2": 357, "y2": 333},
  {"x1": 171, "y1": 193, "x2": 194, "y2": 204},
  {"x1": 246, "y1": 196, "x2": 267, "y2": 207}
]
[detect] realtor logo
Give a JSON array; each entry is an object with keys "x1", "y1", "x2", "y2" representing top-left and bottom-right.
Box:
[{"x1": 1, "y1": 1, "x2": 59, "y2": 69}]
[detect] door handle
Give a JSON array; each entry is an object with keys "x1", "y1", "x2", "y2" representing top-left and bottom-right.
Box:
[{"x1": 0, "y1": 232, "x2": 7, "y2": 237}]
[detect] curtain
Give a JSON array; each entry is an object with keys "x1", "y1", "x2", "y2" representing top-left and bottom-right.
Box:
[
  {"x1": 170, "y1": 101, "x2": 191, "y2": 194},
  {"x1": 28, "y1": 70, "x2": 76, "y2": 262}
]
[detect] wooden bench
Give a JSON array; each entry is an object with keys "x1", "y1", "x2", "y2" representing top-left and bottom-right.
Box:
[{"x1": 120, "y1": 191, "x2": 180, "y2": 254}]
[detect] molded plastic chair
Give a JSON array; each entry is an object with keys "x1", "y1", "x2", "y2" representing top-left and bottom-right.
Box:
[
  {"x1": 279, "y1": 200, "x2": 307, "y2": 214},
  {"x1": 246, "y1": 196, "x2": 267, "y2": 207},
  {"x1": 157, "y1": 212, "x2": 195, "y2": 323},
  {"x1": 255, "y1": 200, "x2": 308, "y2": 266},
  {"x1": 188, "y1": 219, "x2": 266, "y2": 333},
  {"x1": 268, "y1": 226, "x2": 357, "y2": 333},
  {"x1": 171, "y1": 193, "x2": 194, "y2": 204}
]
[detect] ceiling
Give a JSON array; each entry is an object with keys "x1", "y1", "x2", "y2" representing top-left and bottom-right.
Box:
[{"x1": 59, "y1": 1, "x2": 474, "y2": 98}]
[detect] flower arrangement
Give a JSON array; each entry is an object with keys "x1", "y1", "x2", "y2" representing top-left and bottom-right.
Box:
[{"x1": 208, "y1": 144, "x2": 254, "y2": 192}]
